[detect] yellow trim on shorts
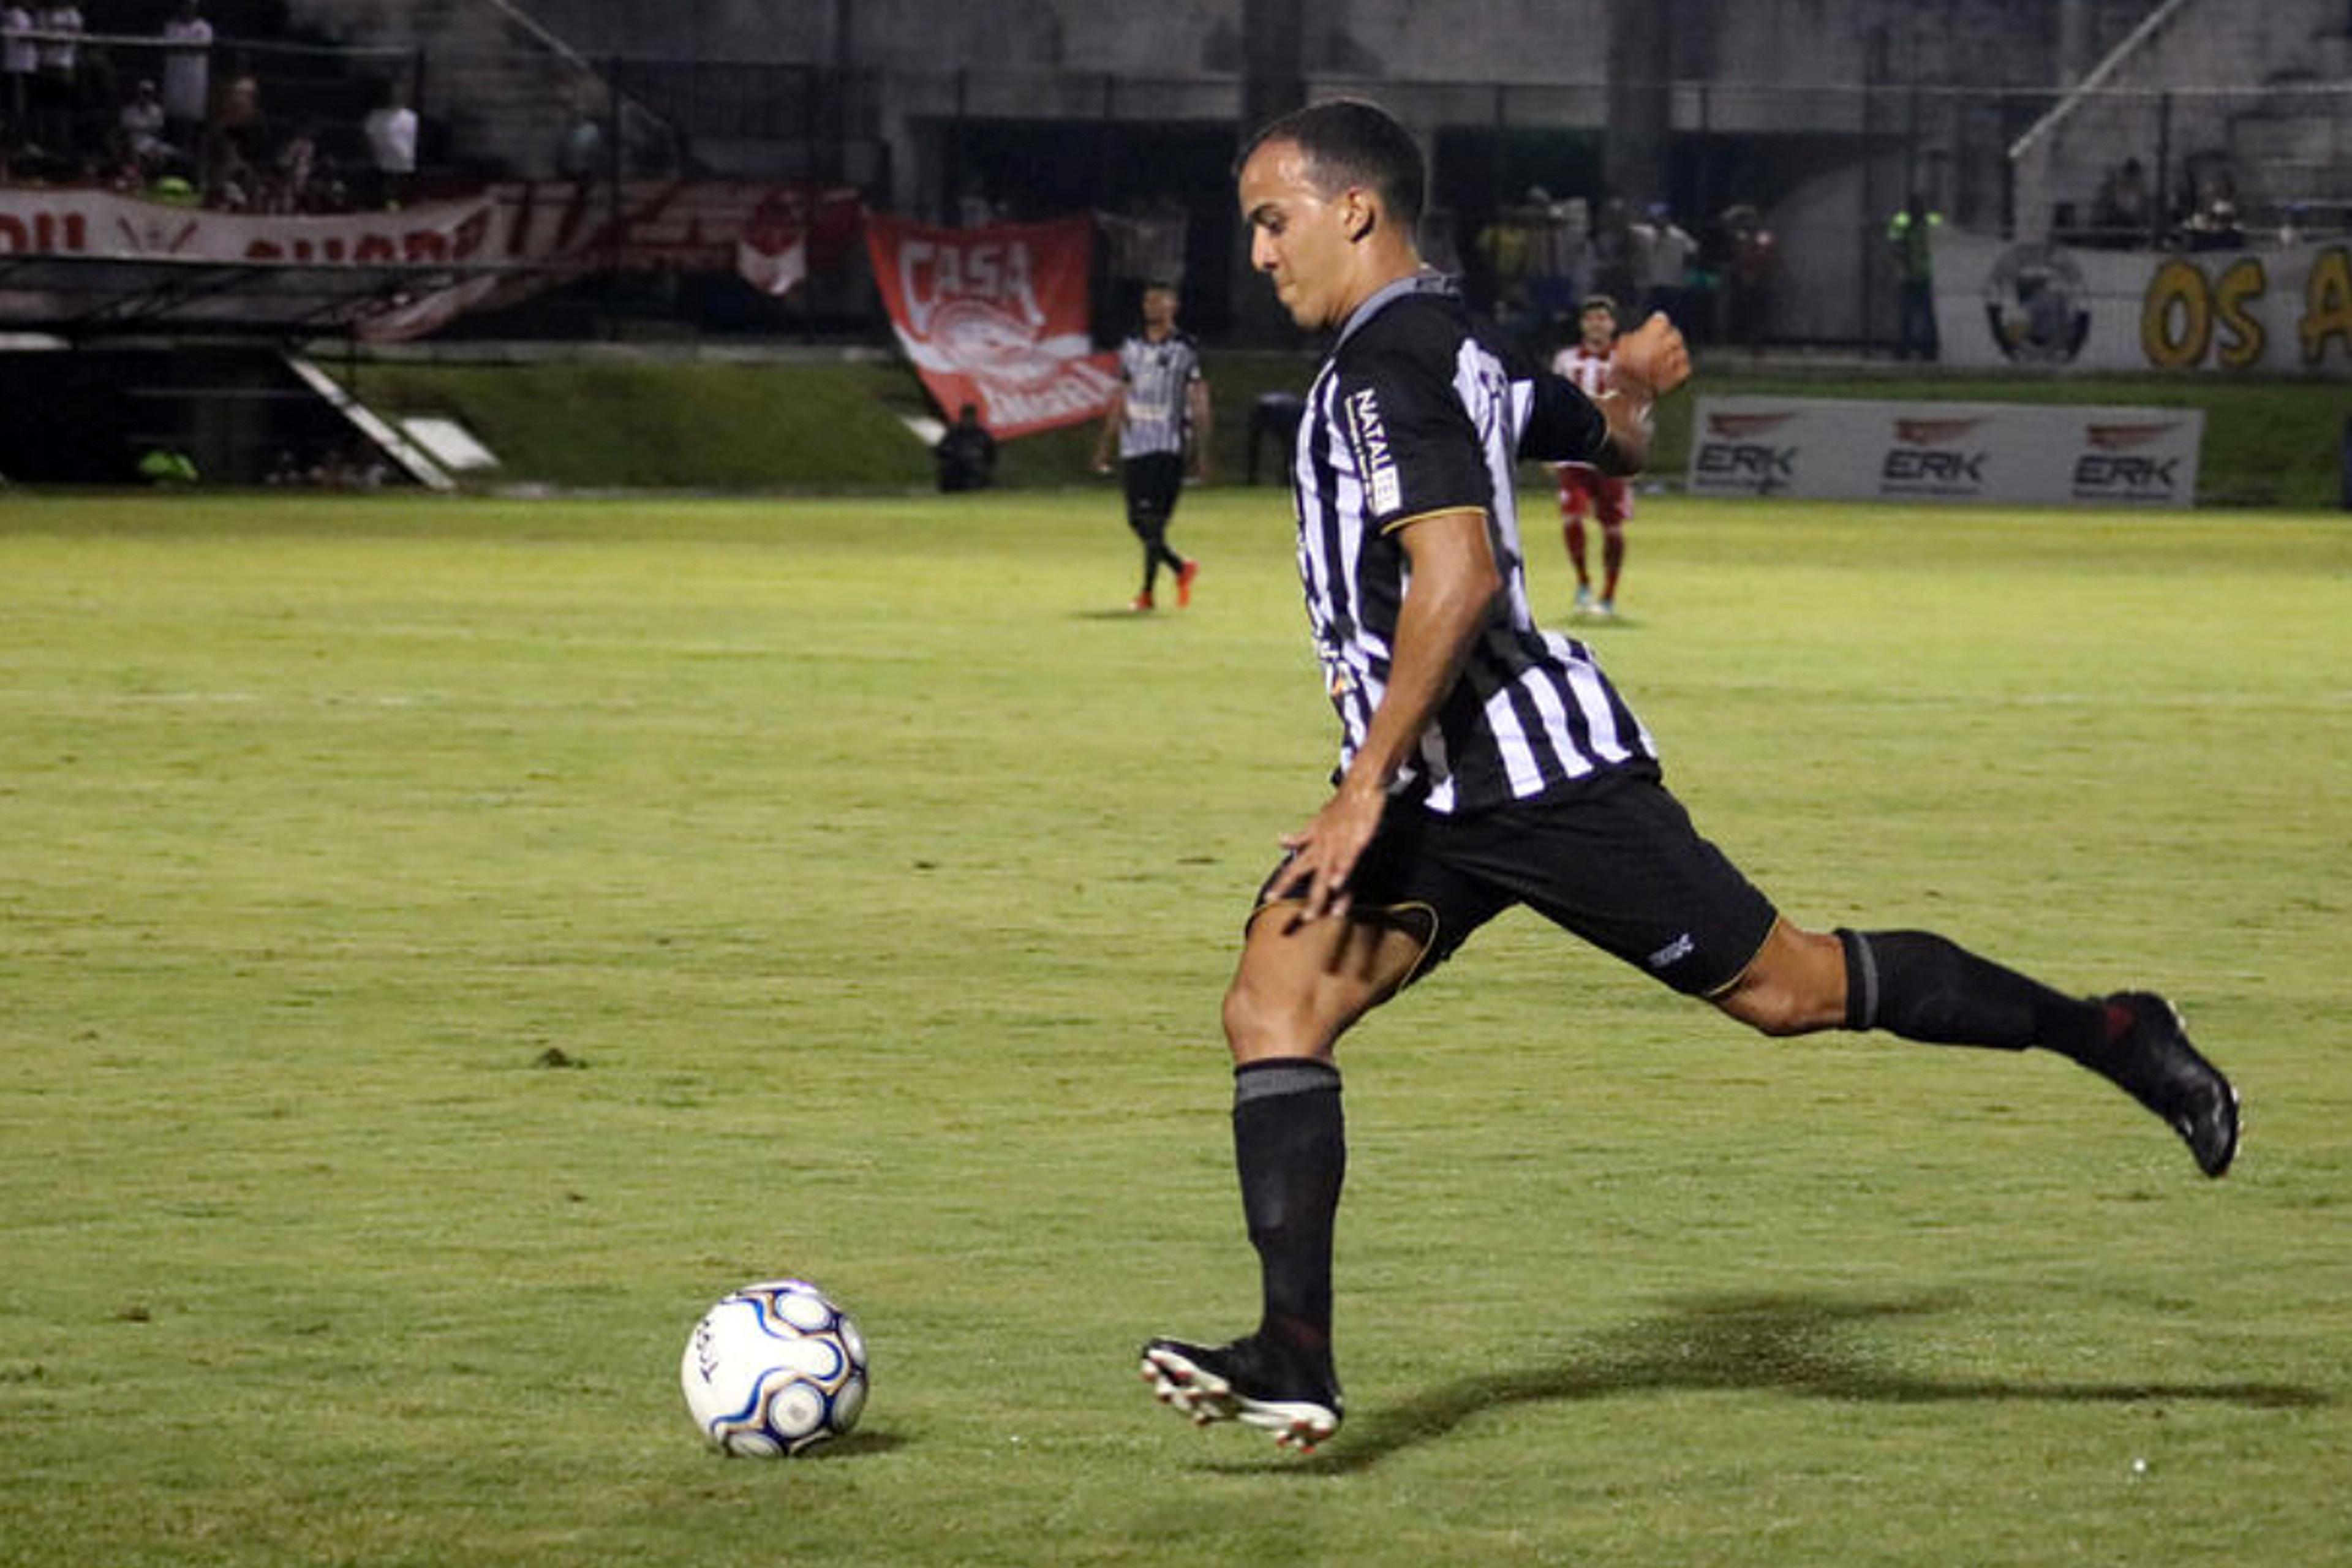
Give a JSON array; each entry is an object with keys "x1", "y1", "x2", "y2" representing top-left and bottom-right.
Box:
[
  {"x1": 1245, "y1": 895, "x2": 1444, "y2": 998},
  {"x1": 1378, "y1": 505, "x2": 1486, "y2": 537},
  {"x1": 1699, "y1": 916, "x2": 1783, "y2": 1000}
]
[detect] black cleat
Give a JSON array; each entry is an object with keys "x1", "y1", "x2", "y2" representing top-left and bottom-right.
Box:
[
  {"x1": 2094, "y1": 992, "x2": 2241, "y2": 1178},
  {"x1": 1139, "y1": 1334, "x2": 1343, "y2": 1453}
]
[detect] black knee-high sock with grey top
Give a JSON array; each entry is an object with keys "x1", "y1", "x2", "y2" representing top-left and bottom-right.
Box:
[
  {"x1": 1836, "y1": 927, "x2": 2124, "y2": 1064},
  {"x1": 1233, "y1": 1058, "x2": 1345, "y2": 1352}
]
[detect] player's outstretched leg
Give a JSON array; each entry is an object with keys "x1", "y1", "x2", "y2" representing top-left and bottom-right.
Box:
[
  {"x1": 1829, "y1": 929, "x2": 2241, "y2": 1177},
  {"x1": 2086, "y1": 991, "x2": 2241, "y2": 1177},
  {"x1": 1139, "y1": 1334, "x2": 1342, "y2": 1453}
]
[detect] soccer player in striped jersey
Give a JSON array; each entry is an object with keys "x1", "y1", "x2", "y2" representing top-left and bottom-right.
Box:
[
  {"x1": 1139, "y1": 98, "x2": 2239, "y2": 1457},
  {"x1": 1093, "y1": 282, "x2": 1213, "y2": 611},
  {"x1": 1550, "y1": 293, "x2": 1633, "y2": 617}
]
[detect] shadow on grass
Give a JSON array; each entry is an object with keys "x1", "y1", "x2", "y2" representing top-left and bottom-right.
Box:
[
  {"x1": 1221, "y1": 1292, "x2": 2329, "y2": 1475},
  {"x1": 803, "y1": 1430, "x2": 908, "y2": 1461}
]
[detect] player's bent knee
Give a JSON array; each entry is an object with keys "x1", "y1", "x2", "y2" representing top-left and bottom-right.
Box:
[
  {"x1": 1710, "y1": 924, "x2": 1846, "y2": 1038},
  {"x1": 1221, "y1": 976, "x2": 1325, "y2": 1063},
  {"x1": 1719, "y1": 986, "x2": 1825, "y2": 1038}
]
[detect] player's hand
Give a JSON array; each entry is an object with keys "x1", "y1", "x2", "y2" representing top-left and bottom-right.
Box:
[
  {"x1": 1611, "y1": 312, "x2": 1691, "y2": 399},
  {"x1": 1269, "y1": 782, "x2": 1387, "y2": 925},
  {"x1": 1091, "y1": 455, "x2": 1113, "y2": 476}
]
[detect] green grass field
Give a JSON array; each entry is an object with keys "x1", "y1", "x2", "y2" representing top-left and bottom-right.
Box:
[{"x1": 3, "y1": 488, "x2": 2348, "y2": 1567}]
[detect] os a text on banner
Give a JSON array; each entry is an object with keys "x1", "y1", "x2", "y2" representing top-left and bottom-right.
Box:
[{"x1": 864, "y1": 213, "x2": 1118, "y2": 437}]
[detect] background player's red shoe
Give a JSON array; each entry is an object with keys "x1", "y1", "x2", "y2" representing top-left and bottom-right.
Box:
[
  {"x1": 1131, "y1": 590, "x2": 1156, "y2": 612},
  {"x1": 1176, "y1": 560, "x2": 1199, "y2": 608}
]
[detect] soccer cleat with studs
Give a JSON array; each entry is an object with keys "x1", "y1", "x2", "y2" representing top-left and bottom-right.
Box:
[
  {"x1": 2093, "y1": 991, "x2": 2241, "y2": 1178},
  {"x1": 1139, "y1": 1334, "x2": 1342, "y2": 1453}
]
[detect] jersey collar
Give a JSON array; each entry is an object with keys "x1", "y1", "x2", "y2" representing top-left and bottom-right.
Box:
[{"x1": 1333, "y1": 269, "x2": 1457, "y2": 351}]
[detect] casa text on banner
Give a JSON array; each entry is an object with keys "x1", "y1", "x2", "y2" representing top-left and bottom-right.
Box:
[{"x1": 864, "y1": 212, "x2": 1118, "y2": 437}]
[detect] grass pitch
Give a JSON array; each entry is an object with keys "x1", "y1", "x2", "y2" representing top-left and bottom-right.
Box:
[{"x1": 2, "y1": 487, "x2": 2348, "y2": 1567}]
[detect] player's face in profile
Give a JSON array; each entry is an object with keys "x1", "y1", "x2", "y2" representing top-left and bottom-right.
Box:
[{"x1": 1239, "y1": 139, "x2": 1356, "y2": 332}]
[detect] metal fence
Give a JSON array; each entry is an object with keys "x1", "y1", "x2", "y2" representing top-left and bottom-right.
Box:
[{"x1": 8, "y1": 29, "x2": 2346, "y2": 349}]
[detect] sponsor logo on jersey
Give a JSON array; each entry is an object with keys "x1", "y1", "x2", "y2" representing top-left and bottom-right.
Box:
[{"x1": 1345, "y1": 385, "x2": 1401, "y2": 514}]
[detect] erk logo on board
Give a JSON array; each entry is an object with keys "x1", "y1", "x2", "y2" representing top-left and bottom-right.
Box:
[
  {"x1": 1883, "y1": 415, "x2": 1991, "y2": 493},
  {"x1": 2073, "y1": 420, "x2": 2185, "y2": 500},
  {"x1": 1693, "y1": 409, "x2": 1798, "y2": 489}
]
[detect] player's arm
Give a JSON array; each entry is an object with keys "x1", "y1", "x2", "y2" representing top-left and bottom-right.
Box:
[
  {"x1": 1521, "y1": 312, "x2": 1689, "y2": 477},
  {"x1": 1091, "y1": 386, "x2": 1125, "y2": 473},
  {"x1": 1186, "y1": 372, "x2": 1214, "y2": 481},
  {"x1": 1273, "y1": 508, "x2": 1500, "y2": 922}
]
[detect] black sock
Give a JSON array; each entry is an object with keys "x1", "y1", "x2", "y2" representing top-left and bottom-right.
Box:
[
  {"x1": 1837, "y1": 927, "x2": 2116, "y2": 1061},
  {"x1": 1232, "y1": 1058, "x2": 1344, "y2": 1352}
]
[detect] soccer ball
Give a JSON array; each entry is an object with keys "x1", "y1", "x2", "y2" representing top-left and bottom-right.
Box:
[{"x1": 680, "y1": 1279, "x2": 869, "y2": 1457}]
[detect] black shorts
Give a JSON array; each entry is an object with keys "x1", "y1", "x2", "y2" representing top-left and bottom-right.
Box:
[
  {"x1": 1121, "y1": 452, "x2": 1185, "y2": 527},
  {"x1": 1252, "y1": 765, "x2": 1778, "y2": 997}
]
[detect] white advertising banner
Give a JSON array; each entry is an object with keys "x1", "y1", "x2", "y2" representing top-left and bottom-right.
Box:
[
  {"x1": 1932, "y1": 228, "x2": 2352, "y2": 377},
  {"x1": 1686, "y1": 396, "x2": 2204, "y2": 508},
  {"x1": 0, "y1": 181, "x2": 862, "y2": 340}
]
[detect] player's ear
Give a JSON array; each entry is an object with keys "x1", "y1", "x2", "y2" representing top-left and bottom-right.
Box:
[{"x1": 1343, "y1": 187, "x2": 1376, "y2": 243}]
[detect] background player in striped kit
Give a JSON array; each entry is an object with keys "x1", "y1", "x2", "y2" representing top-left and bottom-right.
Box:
[
  {"x1": 1137, "y1": 97, "x2": 2240, "y2": 1457},
  {"x1": 1093, "y1": 283, "x2": 1212, "y2": 611},
  {"x1": 1551, "y1": 293, "x2": 1633, "y2": 617}
]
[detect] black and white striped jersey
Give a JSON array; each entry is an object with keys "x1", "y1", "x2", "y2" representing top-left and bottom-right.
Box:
[
  {"x1": 1114, "y1": 331, "x2": 1204, "y2": 459},
  {"x1": 1289, "y1": 273, "x2": 1656, "y2": 815}
]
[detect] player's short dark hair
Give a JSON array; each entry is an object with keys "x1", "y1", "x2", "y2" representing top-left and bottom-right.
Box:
[
  {"x1": 1239, "y1": 98, "x2": 1425, "y2": 230},
  {"x1": 1580, "y1": 294, "x2": 1619, "y2": 316}
]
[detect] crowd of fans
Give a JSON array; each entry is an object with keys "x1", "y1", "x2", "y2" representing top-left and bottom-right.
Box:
[
  {"x1": 2064, "y1": 153, "x2": 2330, "y2": 252},
  {"x1": 0, "y1": 1, "x2": 417, "y2": 211},
  {"x1": 1459, "y1": 190, "x2": 1779, "y2": 355}
]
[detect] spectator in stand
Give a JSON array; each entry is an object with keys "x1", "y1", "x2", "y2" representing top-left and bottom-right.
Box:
[
  {"x1": 1638, "y1": 200, "x2": 1697, "y2": 334},
  {"x1": 2090, "y1": 156, "x2": 2154, "y2": 249},
  {"x1": 275, "y1": 121, "x2": 321, "y2": 211},
  {"x1": 362, "y1": 83, "x2": 417, "y2": 207},
  {"x1": 1722, "y1": 202, "x2": 1777, "y2": 349},
  {"x1": 2182, "y1": 171, "x2": 2243, "y2": 252},
  {"x1": 203, "y1": 68, "x2": 264, "y2": 208},
  {"x1": 118, "y1": 76, "x2": 167, "y2": 174},
  {"x1": 160, "y1": 0, "x2": 211, "y2": 154},
  {"x1": 2, "y1": 4, "x2": 34, "y2": 154},
  {"x1": 1588, "y1": 197, "x2": 1638, "y2": 317},
  {"x1": 1687, "y1": 206, "x2": 1732, "y2": 344},
  {"x1": 555, "y1": 77, "x2": 605, "y2": 179},
  {"x1": 32, "y1": 1, "x2": 80, "y2": 159}
]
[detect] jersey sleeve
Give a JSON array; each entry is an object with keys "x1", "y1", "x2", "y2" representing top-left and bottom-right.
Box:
[
  {"x1": 1332, "y1": 342, "x2": 1491, "y2": 532},
  {"x1": 1517, "y1": 364, "x2": 1610, "y2": 464}
]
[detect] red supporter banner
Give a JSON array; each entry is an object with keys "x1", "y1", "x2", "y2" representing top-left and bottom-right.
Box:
[
  {"x1": 0, "y1": 181, "x2": 864, "y2": 340},
  {"x1": 863, "y1": 212, "x2": 1117, "y2": 437}
]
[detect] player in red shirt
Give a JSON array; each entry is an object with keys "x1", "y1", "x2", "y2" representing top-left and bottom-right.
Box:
[{"x1": 1550, "y1": 295, "x2": 1632, "y2": 617}]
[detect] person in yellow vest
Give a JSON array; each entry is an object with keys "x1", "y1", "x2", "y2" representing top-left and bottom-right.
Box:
[{"x1": 1887, "y1": 191, "x2": 1942, "y2": 361}]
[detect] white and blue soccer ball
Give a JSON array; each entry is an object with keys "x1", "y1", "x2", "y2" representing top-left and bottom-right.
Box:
[{"x1": 680, "y1": 1279, "x2": 869, "y2": 1457}]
